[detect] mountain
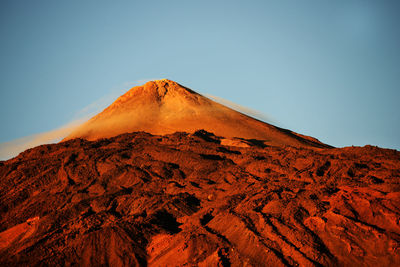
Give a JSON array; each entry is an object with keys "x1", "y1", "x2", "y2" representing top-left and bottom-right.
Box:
[
  {"x1": 0, "y1": 80, "x2": 399, "y2": 266},
  {"x1": 64, "y1": 79, "x2": 329, "y2": 148}
]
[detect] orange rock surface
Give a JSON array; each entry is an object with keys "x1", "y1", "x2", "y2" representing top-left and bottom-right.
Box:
[
  {"x1": 1, "y1": 130, "x2": 399, "y2": 266},
  {"x1": 1, "y1": 80, "x2": 399, "y2": 266},
  {"x1": 64, "y1": 80, "x2": 328, "y2": 148}
]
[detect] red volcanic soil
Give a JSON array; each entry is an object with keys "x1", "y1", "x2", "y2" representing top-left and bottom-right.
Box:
[{"x1": 1, "y1": 130, "x2": 399, "y2": 266}]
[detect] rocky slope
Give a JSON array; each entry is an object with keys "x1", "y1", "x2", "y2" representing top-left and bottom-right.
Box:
[
  {"x1": 64, "y1": 79, "x2": 328, "y2": 149},
  {"x1": 1, "y1": 130, "x2": 399, "y2": 266}
]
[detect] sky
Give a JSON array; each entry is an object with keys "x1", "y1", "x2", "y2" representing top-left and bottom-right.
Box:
[{"x1": 1, "y1": 0, "x2": 399, "y2": 159}]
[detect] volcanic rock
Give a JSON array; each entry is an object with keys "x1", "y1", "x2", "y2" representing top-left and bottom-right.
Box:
[
  {"x1": 0, "y1": 131, "x2": 399, "y2": 266},
  {"x1": 64, "y1": 79, "x2": 329, "y2": 148},
  {"x1": 1, "y1": 80, "x2": 399, "y2": 266}
]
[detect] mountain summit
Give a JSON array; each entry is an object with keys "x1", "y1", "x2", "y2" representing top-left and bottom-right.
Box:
[
  {"x1": 1, "y1": 79, "x2": 399, "y2": 266},
  {"x1": 64, "y1": 79, "x2": 328, "y2": 148}
]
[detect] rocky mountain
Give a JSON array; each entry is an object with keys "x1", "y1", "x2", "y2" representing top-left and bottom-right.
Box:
[
  {"x1": 0, "y1": 80, "x2": 399, "y2": 266},
  {"x1": 64, "y1": 79, "x2": 328, "y2": 149}
]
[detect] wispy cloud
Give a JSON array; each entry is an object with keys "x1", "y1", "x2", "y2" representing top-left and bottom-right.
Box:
[
  {"x1": 0, "y1": 118, "x2": 86, "y2": 160},
  {"x1": 72, "y1": 90, "x2": 121, "y2": 120},
  {"x1": 0, "y1": 79, "x2": 150, "y2": 160},
  {"x1": 205, "y1": 94, "x2": 277, "y2": 124}
]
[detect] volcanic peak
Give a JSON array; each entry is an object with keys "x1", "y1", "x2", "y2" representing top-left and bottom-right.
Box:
[
  {"x1": 108, "y1": 79, "x2": 199, "y2": 109},
  {"x1": 64, "y1": 79, "x2": 329, "y2": 148}
]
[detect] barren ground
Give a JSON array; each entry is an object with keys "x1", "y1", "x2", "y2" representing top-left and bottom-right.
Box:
[{"x1": 1, "y1": 130, "x2": 399, "y2": 266}]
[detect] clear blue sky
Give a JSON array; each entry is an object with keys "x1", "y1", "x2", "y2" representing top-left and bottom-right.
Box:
[{"x1": 1, "y1": 0, "x2": 399, "y2": 151}]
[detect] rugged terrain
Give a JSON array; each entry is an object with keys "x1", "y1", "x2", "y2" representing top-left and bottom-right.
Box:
[
  {"x1": 1, "y1": 80, "x2": 400, "y2": 266},
  {"x1": 1, "y1": 130, "x2": 399, "y2": 266}
]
